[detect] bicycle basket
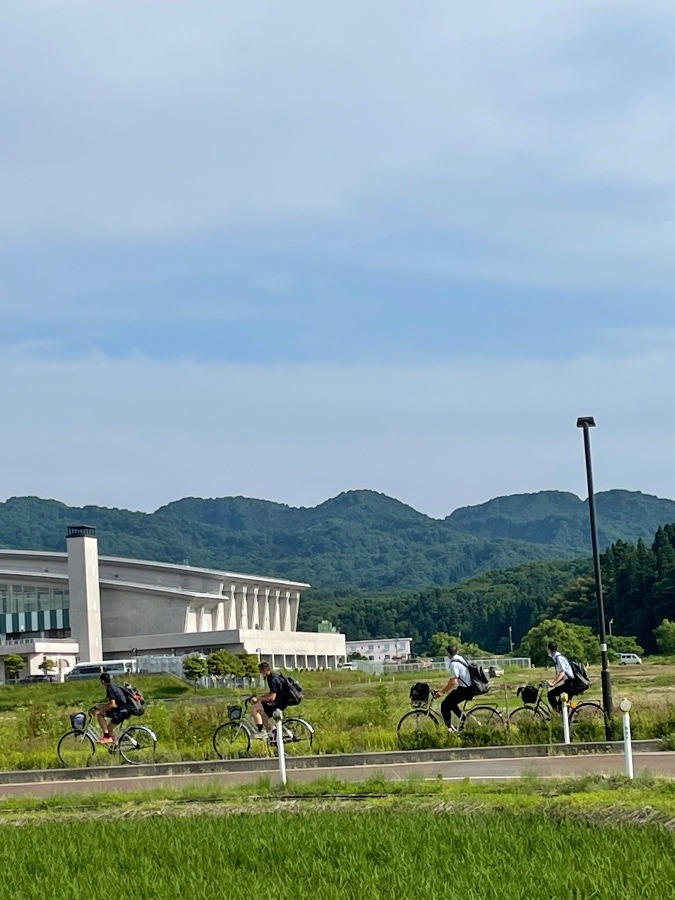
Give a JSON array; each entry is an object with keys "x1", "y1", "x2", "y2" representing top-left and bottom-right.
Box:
[
  {"x1": 410, "y1": 682, "x2": 431, "y2": 706},
  {"x1": 519, "y1": 684, "x2": 538, "y2": 705},
  {"x1": 228, "y1": 705, "x2": 243, "y2": 721},
  {"x1": 70, "y1": 712, "x2": 86, "y2": 732}
]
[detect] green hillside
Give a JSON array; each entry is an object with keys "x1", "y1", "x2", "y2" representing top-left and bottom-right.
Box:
[
  {"x1": 1, "y1": 488, "x2": 675, "y2": 591},
  {"x1": 446, "y1": 489, "x2": 675, "y2": 551},
  {"x1": 2, "y1": 490, "x2": 674, "y2": 652}
]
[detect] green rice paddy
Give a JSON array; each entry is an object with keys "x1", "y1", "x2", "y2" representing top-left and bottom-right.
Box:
[{"x1": 1, "y1": 807, "x2": 673, "y2": 900}]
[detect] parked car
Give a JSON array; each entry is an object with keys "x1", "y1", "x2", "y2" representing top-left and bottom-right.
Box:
[
  {"x1": 338, "y1": 662, "x2": 357, "y2": 671},
  {"x1": 619, "y1": 653, "x2": 642, "y2": 665},
  {"x1": 17, "y1": 674, "x2": 56, "y2": 684},
  {"x1": 65, "y1": 660, "x2": 137, "y2": 681}
]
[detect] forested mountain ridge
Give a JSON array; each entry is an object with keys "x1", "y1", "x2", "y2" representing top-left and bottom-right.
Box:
[
  {"x1": 1, "y1": 488, "x2": 674, "y2": 590},
  {"x1": 446, "y1": 489, "x2": 675, "y2": 550}
]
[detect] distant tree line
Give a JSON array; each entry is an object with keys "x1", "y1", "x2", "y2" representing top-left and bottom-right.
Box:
[{"x1": 301, "y1": 524, "x2": 675, "y2": 656}]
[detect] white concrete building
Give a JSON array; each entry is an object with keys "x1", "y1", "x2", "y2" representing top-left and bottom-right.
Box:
[
  {"x1": 346, "y1": 637, "x2": 412, "y2": 663},
  {"x1": 0, "y1": 526, "x2": 345, "y2": 683}
]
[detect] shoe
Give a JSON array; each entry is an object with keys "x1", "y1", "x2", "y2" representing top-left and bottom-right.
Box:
[
  {"x1": 447, "y1": 725, "x2": 459, "y2": 734},
  {"x1": 98, "y1": 735, "x2": 114, "y2": 744},
  {"x1": 251, "y1": 730, "x2": 268, "y2": 740}
]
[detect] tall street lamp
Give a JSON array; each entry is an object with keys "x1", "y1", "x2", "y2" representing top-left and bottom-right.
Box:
[{"x1": 576, "y1": 416, "x2": 614, "y2": 734}]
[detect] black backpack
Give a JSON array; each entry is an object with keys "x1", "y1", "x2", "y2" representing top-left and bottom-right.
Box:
[
  {"x1": 121, "y1": 683, "x2": 147, "y2": 717},
  {"x1": 570, "y1": 660, "x2": 591, "y2": 694},
  {"x1": 279, "y1": 673, "x2": 303, "y2": 706},
  {"x1": 457, "y1": 656, "x2": 490, "y2": 696}
]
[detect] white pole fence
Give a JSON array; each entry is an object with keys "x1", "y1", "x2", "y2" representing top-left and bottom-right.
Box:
[
  {"x1": 620, "y1": 698, "x2": 634, "y2": 780},
  {"x1": 273, "y1": 709, "x2": 287, "y2": 786}
]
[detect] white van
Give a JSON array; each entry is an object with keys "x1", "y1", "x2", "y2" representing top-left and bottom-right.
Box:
[
  {"x1": 619, "y1": 653, "x2": 642, "y2": 666},
  {"x1": 66, "y1": 659, "x2": 137, "y2": 681}
]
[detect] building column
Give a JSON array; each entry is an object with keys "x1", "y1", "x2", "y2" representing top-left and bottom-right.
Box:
[
  {"x1": 214, "y1": 601, "x2": 225, "y2": 631},
  {"x1": 66, "y1": 525, "x2": 103, "y2": 662},
  {"x1": 247, "y1": 586, "x2": 260, "y2": 630},
  {"x1": 235, "y1": 584, "x2": 248, "y2": 629},
  {"x1": 257, "y1": 587, "x2": 270, "y2": 630},
  {"x1": 280, "y1": 589, "x2": 292, "y2": 632},
  {"x1": 269, "y1": 588, "x2": 281, "y2": 631},
  {"x1": 289, "y1": 590, "x2": 300, "y2": 631},
  {"x1": 224, "y1": 585, "x2": 237, "y2": 629}
]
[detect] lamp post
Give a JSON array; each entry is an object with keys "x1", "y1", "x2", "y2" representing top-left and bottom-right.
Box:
[{"x1": 576, "y1": 416, "x2": 613, "y2": 734}]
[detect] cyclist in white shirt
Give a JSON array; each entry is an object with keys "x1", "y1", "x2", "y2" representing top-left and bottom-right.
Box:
[
  {"x1": 434, "y1": 644, "x2": 474, "y2": 731},
  {"x1": 546, "y1": 641, "x2": 576, "y2": 711}
]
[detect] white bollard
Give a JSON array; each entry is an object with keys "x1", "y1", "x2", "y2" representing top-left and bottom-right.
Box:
[
  {"x1": 620, "y1": 698, "x2": 634, "y2": 780},
  {"x1": 562, "y1": 695, "x2": 571, "y2": 745},
  {"x1": 273, "y1": 708, "x2": 287, "y2": 786}
]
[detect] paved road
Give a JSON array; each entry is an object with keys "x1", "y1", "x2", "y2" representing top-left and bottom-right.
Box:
[{"x1": 0, "y1": 752, "x2": 673, "y2": 798}]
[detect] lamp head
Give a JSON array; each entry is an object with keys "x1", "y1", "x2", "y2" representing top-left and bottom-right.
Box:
[{"x1": 576, "y1": 416, "x2": 596, "y2": 428}]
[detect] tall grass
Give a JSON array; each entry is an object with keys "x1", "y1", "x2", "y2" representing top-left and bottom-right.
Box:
[
  {"x1": 0, "y1": 810, "x2": 673, "y2": 900},
  {"x1": 0, "y1": 672, "x2": 673, "y2": 771}
]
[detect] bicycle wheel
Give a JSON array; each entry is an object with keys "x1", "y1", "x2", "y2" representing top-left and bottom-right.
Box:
[
  {"x1": 464, "y1": 705, "x2": 505, "y2": 729},
  {"x1": 569, "y1": 702, "x2": 604, "y2": 740},
  {"x1": 397, "y1": 710, "x2": 442, "y2": 748},
  {"x1": 508, "y1": 706, "x2": 545, "y2": 725},
  {"x1": 57, "y1": 730, "x2": 96, "y2": 768},
  {"x1": 276, "y1": 717, "x2": 313, "y2": 756},
  {"x1": 213, "y1": 721, "x2": 252, "y2": 759},
  {"x1": 570, "y1": 701, "x2": 604, "y2": 723},
  {"x1": 118, "y1": 726, "x2": 157, "y2": 765}
]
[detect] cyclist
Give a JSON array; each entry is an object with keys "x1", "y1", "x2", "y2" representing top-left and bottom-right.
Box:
[
  {"x1": 250, "y1": 661, "x2": 288, "y2": 738},
  {"x1": 546, "y1": 641, "x2": 576, "y2": 711},
  {"x1": 96, "y1": 672, "x2": 131, "y2": 743},
  {"x1": 434, "y1": 644, "x2": 474, "y2": 731}
]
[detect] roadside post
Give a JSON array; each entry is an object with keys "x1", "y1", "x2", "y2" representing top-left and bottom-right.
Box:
[
  {"x1": 273, "y1": 708, "x2": 287, "y2": 786},
  {"x1": 561, "y1": 695, "x2": 571, "y2": 745},
  {"x1": 620, "y1": 698, "x2": 634, "y2": 780}
]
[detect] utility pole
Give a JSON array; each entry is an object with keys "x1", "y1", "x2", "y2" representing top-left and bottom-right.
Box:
[{"x1": 576, "y1": 416, "x2": 614, "y2": 735}]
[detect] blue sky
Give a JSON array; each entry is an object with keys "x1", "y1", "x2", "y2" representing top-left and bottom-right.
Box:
[{"x1": 1, "y1": 1, "x2": 675, "y2": 517}]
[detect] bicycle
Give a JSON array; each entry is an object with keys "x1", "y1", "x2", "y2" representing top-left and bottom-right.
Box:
[
  {"x1": 212, "y1": 697, "x2": 314, "y2": 759},
  {"x1": 397, "y1": 682, "x2": 504, "y2": 748},
  {"x1": 508, "y1": 682, "x2": 604, "y2": 737},
  {"x1": 57, "y1": 707, "x2": 158, "y2": 767}
]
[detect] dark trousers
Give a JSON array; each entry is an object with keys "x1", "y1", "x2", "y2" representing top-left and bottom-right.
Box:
[
  {"x1": 548, "y1": 679, "x2": 576, "y2": 712},
  {"x1": 441, "y1": 685, "x2": 474, "y2": 727}
]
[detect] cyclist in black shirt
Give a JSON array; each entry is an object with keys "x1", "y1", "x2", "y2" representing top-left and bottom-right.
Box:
[
  {"x1": 96, "y1": 672, "x2": 131, "y2": 743},
  {"x1": 250, "y1": 662, "x2": 288, "y2": 738}
]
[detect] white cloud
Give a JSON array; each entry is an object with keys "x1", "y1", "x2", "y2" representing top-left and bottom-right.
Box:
[{"x1": 2, "y1": 342, "x2": 674, "y2": 516}]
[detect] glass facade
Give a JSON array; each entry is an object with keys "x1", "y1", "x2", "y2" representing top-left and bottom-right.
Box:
[{"x1": 0, "y1": 583, "x2": 69, "y2": 616}]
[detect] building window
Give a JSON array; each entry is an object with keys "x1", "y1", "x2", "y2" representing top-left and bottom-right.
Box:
[
  {"x1": 0, "y1": 585, "x2": 70, "y2": 616},
  {"x1": 22, "y1": 587, "x2": 38, "y2": 613}
]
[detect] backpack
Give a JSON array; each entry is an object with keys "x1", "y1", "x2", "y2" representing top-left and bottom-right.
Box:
[
  {"x1": 456, "y1": 656, "x2": 490, "y2": 696},
  {"x1": 279, "y1": 673, "x2": 303, "y2": 706},
  {"x1": 569, "y1": 660, "x2": 591, "y2": 695},
  {"x1": 121, "y1": 683, "x2": 147, "y2": 717}
]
